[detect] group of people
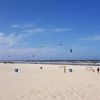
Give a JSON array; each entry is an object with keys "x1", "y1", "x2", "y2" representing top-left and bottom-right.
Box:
[{"x1": 92, "y1": 67, "x2": 100, "y2": 74}]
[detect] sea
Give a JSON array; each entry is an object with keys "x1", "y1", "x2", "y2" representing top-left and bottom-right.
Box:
[{"x1": 0, "y1": 60, "x2": 100, "y2": 66}]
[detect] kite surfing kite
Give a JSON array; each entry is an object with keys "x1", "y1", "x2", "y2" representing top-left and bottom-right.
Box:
[
  {"x1": 58, "y1": 43, "x2": 63, "y2": 46},
  {"x1": 70, "y1": 49, "x2": 72, "y2": 53}
]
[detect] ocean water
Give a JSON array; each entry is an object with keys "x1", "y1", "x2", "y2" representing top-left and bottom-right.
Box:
[{"x1": 1, "y1": 60, "x2": 100, "y2": 66}]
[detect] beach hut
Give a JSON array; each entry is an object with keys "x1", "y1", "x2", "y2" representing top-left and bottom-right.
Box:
[{"x1": 15, "y1": 68, "x2": 19, "y2": 72}]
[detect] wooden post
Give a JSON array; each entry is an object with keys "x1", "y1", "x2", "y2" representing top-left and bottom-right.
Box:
[{"x1": 64, "y1": 66, "x2": 66, "y2": 73}]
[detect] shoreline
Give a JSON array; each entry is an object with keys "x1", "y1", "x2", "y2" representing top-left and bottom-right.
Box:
[{"x1": 0, "y1": 60, "x2": 100, "y2": 66}]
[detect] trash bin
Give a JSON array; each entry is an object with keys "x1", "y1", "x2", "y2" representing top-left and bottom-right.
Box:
[
  {"x1": 15, "y1": 68, "x2": 19, "y2": 72},
  {"x1": 69, "y1": 69, "x2": 72, "y2": 72}
]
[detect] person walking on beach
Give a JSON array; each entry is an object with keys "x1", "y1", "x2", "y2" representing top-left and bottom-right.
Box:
[{"x1": 97, "y1": 67, "x2": 100, "y2": 74}]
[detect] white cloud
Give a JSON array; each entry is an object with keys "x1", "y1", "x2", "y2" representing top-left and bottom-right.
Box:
[
  {"x1": 11, "y1": 25, "x2": 19, "y2": 28},
  {"x1": 52, "y1": 28, "x2": 70, "y2": 32},
  {"x1": 23, "y1": 28, "x2": 46, "y2": 34},
  {"x1": 22, "y1": 27, "x2": 70, "y2": 35},
  {"x1": 7, "y1": 23, "x2": 71, "y2": 48},
  {"x1": 0, "y1": 32, "x2": 4, "y2": 36},
  {"x1": 78, "y1": 34, "x2": 100, "y2": 41},
  {"x1": 91, "y1": 35, "x2": 100, "y2": 40},
  {"x1": 0, "y1": 32, "x2": 25, "y2": 47},
  {"x1": 11, "y1": 23, "x2": 37, "y2": 29},
  {"x1": 21, "y1": 23, "x2": 37, "y2": 28},
  {"x1": 11, "y1": 23, "x2": 70, "y2": 35}
]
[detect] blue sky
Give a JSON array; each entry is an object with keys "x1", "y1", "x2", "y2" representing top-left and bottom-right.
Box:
[{"x1": 0, "y1": 0, "x2": 100, "y2": 60}]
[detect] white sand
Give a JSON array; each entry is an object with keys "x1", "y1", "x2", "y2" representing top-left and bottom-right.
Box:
[{"x1": 0, "y1": 63, "x2": 100, "y2": 100}]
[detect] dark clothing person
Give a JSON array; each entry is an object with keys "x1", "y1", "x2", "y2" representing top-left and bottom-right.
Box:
[{"x1": 97, "y1": 67, "x2": 100, "y2": 74}]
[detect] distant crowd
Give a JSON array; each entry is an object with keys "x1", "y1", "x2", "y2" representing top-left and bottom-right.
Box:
[{"x1": 86, "y1": 67, "x2": 100, "y2": 74}]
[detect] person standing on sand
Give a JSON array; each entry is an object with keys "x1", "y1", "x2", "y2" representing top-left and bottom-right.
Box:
[{"x1": 97, "y1": 67, "x2": 100, "y2": 74}]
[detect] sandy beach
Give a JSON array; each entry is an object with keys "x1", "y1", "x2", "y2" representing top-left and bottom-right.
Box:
[{"x1": 0, "y1": 63, "x2": 100, "y2": 100}]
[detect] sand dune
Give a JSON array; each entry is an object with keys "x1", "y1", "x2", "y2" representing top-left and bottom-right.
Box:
[{"x1": 0, "y1": 63, "x2": 100, "y2": 100}]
